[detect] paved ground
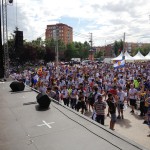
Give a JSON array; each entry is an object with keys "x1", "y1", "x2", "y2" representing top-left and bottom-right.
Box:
[
  {"x1": 0, "y1": 80, "x2": 149, "y2": 150},
  {"x1": 84, "y1": 104, "x2": 150, "y2": 150}
]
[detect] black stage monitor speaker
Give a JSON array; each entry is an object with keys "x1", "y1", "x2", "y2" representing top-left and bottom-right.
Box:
[
  {"x1": 10, "y1": 81, "x2": 25, "y2": 92},
  {"x1": 36, "y1": 93, "x2": 51, "y2": 109}
]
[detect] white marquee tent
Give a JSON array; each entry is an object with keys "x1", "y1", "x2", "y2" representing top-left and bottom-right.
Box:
[
  {"x1": 132, "y1": 51, "x2": 145, "y2": 60},
  {"x1": 111, "y1": 52, "x2": 123, "y2": 60},
  {"x1": 111, "y1": 51, "x2": 149, "y2": 62},
  {"x1": 124, "y1": 51, "x2": 133, "y2": 61},
  {"x1": 144, "y1": 51, "x2": 150, "y2": 60},
  {"x1": 111, "y1": 51, "x2": 133, "y2": 61}
]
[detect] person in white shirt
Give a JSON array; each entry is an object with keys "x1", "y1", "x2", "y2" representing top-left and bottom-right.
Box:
[
  {"x1": 129, "y1": 84, "x2": 138, "y2": 113},
  {"x1": 39, "y1": 82, "x2": 47, "y2": 94},
  {"x1": 61, "y1": 85, "x2": 69, "y2": 106},
  {"x1": 117, "y1": 87, "x2": 126, "y2": 119},
  {"x1": 118, "y1": 76, "x2": 126, "y2": 90}
]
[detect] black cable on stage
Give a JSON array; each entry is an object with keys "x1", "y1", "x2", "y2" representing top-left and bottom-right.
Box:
[
  {"x1": 50, "y1": 99, "x2": 144, "y2": 150},
  {"x1": 51, "y1": 103, "x2": 122, "y2": 150}
]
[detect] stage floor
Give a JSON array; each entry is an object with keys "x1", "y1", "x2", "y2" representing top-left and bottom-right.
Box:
[{"x1": 0, "y1": 81, "x2": 149, "y2": 150}]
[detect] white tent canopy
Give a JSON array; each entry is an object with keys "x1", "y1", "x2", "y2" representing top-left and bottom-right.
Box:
[
  {"x1": 111, "y1": 51, "x2": 133, "y2": 61},
  {"x1": 111, "y1": 51, "x2": 148, "y2": 62},
  {"x1": 144, "y1": 51, "x2": 150, "y2": 60},
  {"x1": 111, "y1": 52, "x2": 123, "y2": 60},
  {"x1": 132, "y1": 51, "x2": 145, "y2": 60},
  {"x1": 124, "y1": 51, "x2": 133, "y2": 61}
]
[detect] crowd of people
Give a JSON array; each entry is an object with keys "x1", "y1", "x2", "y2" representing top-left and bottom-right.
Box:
[{"x1": 10, "y1": 61, "x2": 150, "y2": 136}]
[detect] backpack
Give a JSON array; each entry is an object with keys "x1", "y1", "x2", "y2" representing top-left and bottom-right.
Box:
[
  {"x1": 88, "y1": 92, "x2": 97, "y2": 105},
  {"x1": 88, "y1": 92, "x2": 94, "y2": 100}
]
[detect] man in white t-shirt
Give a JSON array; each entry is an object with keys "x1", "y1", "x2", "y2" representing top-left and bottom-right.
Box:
[
  {"x1": 129, "y1": 84, "x2": 137, "y2": 113},
  {"x1": 118, "y1": 76, "x2": 126, "y2": 90},
  {"x1": 117, "y1": 87, "x2": 126, "y2": 119}
]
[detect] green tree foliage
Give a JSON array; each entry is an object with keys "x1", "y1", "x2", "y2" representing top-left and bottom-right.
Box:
[
  {"x1": 64, "y1": 43, "x2": 76, "y2": 61},
  {"x1": 58, "y1": 39, "x2": 66, "y2": 60},
  {"x1": 8, "y1": 32, "x2": 91, "y2": 64},
  {"x1": 140, "y1": 44, "x2": 150, "y2": 56},
  {"x1": 132, "y1": 44, "x2": 150, "y2": 56},
  {"x1": 44, "y1": 38, "x2": 55, "y2": 62},
  {"x1": 64, "y1": 41, "x2": 90, "y2": 61},
  {"x1": 113, "y1": 40, "x2": 123, "y2": 56},
  {"x1": 94, "y1": 51, "x2": 103, "y2": 58},
  {"x1": 83, "y1": 41, "x2": 90, "y2": 59},
  {"x1": 31, "y1": 37, "x2": 45, "y2": 60}
]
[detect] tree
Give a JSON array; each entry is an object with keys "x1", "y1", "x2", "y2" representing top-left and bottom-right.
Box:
[
  {"x1": 141, "y1": 44, "x2": 150, "y2": 56},
  {"x1": 94, "y1": 51, "x2": 103, "y2": 58},
  {"x1": 82, "y1": 41, "x2": 90, "y2": 60},
  {"x1": 64, "y1": 41, "x2": 90, "y2": 61},
  {"x1": 31, "y1": 37, "x2": 45, "y2": 60},
  {"x1": 132, "y1": 44, "x2": 150, "y2": 56},
  {"x1": 58, "y1": 39, "x2": 66, "y2": 60},
  {"x1": 64, "y1": 43, "x2": 76, "y2": 61},
  {"x1": 44, "y1": 38, "x2": 56, "y2": 62},
  {"x1": 113, "y1": 40, "x2": 123, "y2": 56}
]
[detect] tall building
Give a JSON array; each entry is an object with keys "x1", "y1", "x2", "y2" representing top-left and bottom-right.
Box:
[{"x1": 45, "y1": 23, "x2": 73, "y2": 45}]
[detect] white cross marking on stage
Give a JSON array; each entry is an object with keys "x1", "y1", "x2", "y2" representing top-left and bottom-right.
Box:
[{"x1": 37, "y1": 120, "x2": 55, "y2": 129}]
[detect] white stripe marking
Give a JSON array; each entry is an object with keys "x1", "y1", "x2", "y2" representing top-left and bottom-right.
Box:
[{"x1": 37, "y1": 120, "x2": 55, "y2": 129}]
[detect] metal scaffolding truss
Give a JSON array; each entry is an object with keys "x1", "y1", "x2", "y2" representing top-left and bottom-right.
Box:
[{"x1": 2, "y1": 0, "x2": 9, "y2": 78}]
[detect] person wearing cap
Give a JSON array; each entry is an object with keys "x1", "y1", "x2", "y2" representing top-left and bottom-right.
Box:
[{"x1": 94, "y1": 95, "x2": 106, "y2": 125}]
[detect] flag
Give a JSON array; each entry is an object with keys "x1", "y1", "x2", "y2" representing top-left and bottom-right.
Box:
[
  {"x1": 37, "y1": 67, "x2": 43, "y2": 76},
  {"x1": 113, "y1": 59, "x2": 125, "y2": 69}
]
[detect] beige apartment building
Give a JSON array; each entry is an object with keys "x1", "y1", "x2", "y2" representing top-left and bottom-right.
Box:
[{"x1": 45, "y1": 23, "x2": 73, "y2": 45}]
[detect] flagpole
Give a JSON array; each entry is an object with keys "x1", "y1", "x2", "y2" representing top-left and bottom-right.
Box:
[
  {"x1": 123, "y1": 32, "x2": 125, "y2": 56},
  {"x1": 123, "y1": 32, "x2": 126, "y2": 81}
]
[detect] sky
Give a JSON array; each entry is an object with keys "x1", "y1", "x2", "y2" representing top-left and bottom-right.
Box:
[{"x1": 6, "y1": 0, "x2": 150, "y2": 46}]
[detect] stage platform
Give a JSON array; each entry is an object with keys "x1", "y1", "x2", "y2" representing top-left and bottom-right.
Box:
[{"x1": 0, "y1": 81, "x2": 148, "y2": 150}]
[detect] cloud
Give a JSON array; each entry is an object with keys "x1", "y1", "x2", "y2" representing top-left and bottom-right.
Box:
[{"x1": 4, "y1": 0, "x2": 150, "y2": 45}]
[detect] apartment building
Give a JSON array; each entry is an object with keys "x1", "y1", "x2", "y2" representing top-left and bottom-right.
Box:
[{"x1": 45, "y1": 23, "x2": 73, "y2": 45}]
